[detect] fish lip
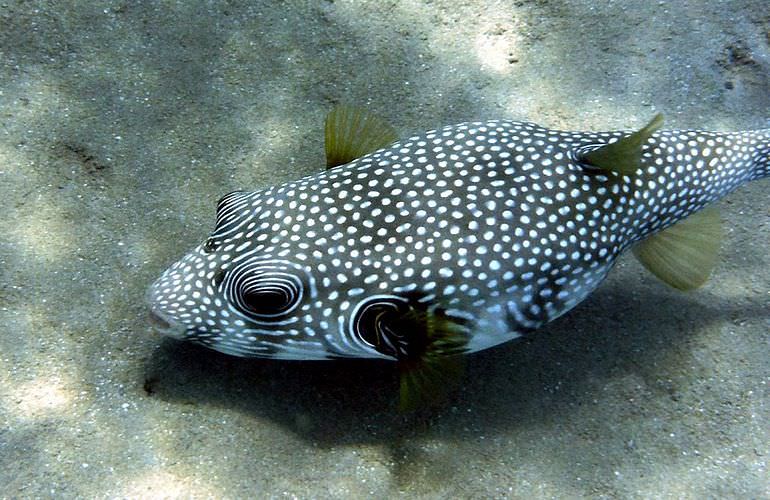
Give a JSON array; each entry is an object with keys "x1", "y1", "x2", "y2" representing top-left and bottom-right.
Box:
[
  {"x1": 146, "y1": 281, "x2": 188, "y2": 339},
  {"x1": 147, "y1": 308, "x2": 188, "y2": 338},
  {"x1": 148, "y1": 308, "x2": 170, "y2": 331}
]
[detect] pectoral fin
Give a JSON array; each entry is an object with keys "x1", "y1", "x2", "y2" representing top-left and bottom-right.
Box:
[
  {"x1": 395, "y1": 308, "x2": 468, "y2": 412},
  {"x1": 324, "y1": 105, "x2": 398, "y2": 168},
  {"x1": 351, "y1": 295, "x2": 469, "y2": 411},
  {"x1": 632, "y1": 207, "x2": 723, "y2": 290}
]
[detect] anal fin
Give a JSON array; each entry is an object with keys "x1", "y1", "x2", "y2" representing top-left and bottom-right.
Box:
[{"x1": 632, "y1": 207, "x2": 723, "y2": 291}]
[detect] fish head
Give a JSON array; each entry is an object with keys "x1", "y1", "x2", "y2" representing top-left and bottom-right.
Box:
[
  {"x1": 147, "y1": 189, "x2": 340, "y2": 360},
  {"x1": 147, "y1": 166, "x2": 471, "y2": 364}
]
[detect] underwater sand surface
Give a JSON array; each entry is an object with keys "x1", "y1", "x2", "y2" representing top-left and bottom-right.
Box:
[{"x1": 1, "y1": 1, "x2": 768, "y2": 497}]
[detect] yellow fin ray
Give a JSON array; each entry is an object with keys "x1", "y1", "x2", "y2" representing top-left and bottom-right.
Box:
[
  {"x1": 632, "y1": 207, "x2": 723, "y2": 291},
  {"x1": 324, "y1": 105, "x2": 398, "y2": 168},
  {"x1": 582, "y1": 113, "x2": 664, "y2": 175},
  {"x1": 394, "y1": 308, "x2": 468, "y2": 412}
]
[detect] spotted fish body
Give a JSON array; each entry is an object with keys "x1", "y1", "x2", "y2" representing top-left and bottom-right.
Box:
[{"x1": 148, "y1": 115, "x2": 769, "y2": 363}]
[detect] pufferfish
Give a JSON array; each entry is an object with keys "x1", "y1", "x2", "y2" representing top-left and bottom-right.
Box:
[{"x1": 148, "y1": 106, "x2": 769, "y2": 407}]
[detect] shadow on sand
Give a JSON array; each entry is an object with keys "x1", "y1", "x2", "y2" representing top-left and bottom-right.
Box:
[{"x1": 143, "y1": 275, "x2": 766, "y2": 445}]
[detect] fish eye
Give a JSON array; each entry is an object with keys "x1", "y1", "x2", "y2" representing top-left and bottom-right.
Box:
[
  {"x1": 226, "y1": 262, "x2": 304, "y2": 320},
  {"x1": 241, "y1": 285, "x2": 295, "y2": 315},
  {"x1": 214, "y1": 190, "x2": 248, "y2": 232},
  {"x1": 216, "y1": 190, "x2": 246, "y2": 213}
]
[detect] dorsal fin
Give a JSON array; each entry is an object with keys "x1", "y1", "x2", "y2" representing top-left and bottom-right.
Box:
[
  {"x1": 581, "y1": 113, "x2": 664, "y2": 175},
  {"x1": 632, "y1": 207, "x2": 722, "y2": 291},
  {"x1": 324, "y1": 105, "x2": 398, "y2": 168}
]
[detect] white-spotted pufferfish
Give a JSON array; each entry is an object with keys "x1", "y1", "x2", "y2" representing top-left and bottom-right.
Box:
[{"x1": 148, "y1": 107, "x2": 769, "y2": 406}]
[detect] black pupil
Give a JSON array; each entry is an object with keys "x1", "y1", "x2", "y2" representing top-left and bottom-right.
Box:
[{"x1": 243, "y1": 288, "x2": 289, "y2": 313}]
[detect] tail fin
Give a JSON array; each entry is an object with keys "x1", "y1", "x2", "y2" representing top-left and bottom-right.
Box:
[{"x1": 751, "y1": 129, "x2": 770, "y2": 180}]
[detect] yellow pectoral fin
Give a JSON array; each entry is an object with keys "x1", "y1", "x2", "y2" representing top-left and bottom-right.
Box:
[
  {"x1": 324, "y1": 105, "x2": 399, "y2": 168},
  {"x1": 632, "y1": 207, "x2": 723, "y2": 291},
  {"x1": 395, "y1": 309, "x2": 469, "y2": 412},
  {"x1": 399, "y1": 354, "x2": 464, "y2": 412},
  {"x1": 582, "y1": 113, "x2": 664, "y2": 175}
]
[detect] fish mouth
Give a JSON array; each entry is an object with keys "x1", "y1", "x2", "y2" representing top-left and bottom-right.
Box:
[
  {"x1": 148, "y1": 308, "x2": 188, "y2": 338},
  {"x1": 144, "y1": 277, "x2": 187, "y2": 339},
  {"x1": 148, "y1": 308, "x2": 171, "y2": 330},
  {"x1": 146, "y1": 281, "x2": 188, "y2": 339}
]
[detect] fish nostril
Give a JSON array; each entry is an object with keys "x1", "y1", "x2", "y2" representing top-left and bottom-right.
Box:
[
  {"x1": 202, "y1": 237, "x2": 219, "y2": 253},
  {"x1": 213, "y1": 269, "x2": 226, "y2": 286}
]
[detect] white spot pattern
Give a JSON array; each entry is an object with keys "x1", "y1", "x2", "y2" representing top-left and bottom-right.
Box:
[{"x1": 148, "y1": 120, "x2": 770, "y2": 359}]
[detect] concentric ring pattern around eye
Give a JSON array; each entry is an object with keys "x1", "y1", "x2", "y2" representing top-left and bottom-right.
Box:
[{"x1": 226, "y1": 260, "x2": 306, "y2": 321}]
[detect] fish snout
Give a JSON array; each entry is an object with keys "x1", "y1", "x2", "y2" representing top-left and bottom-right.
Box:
[
  {"x1": 146, "y1": 277, "x2": 189, "y2": 339},
  {"x1": 147, "y1": 306, "x2": 188, "y2": 339}
]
